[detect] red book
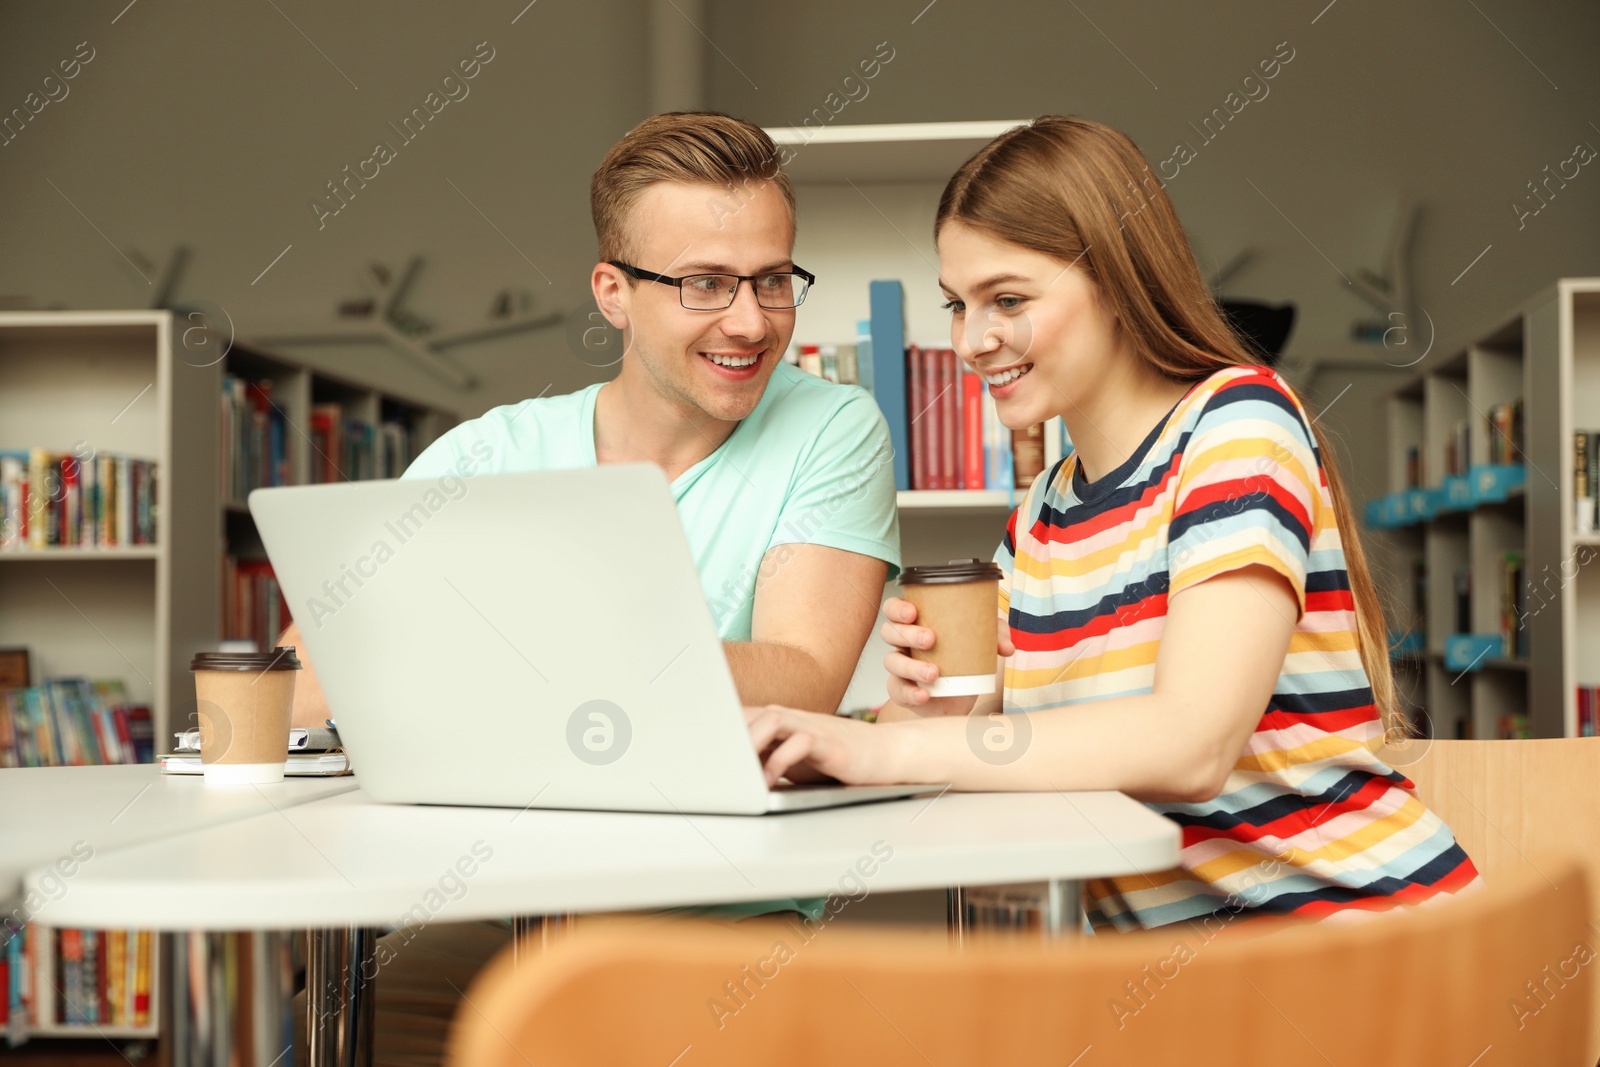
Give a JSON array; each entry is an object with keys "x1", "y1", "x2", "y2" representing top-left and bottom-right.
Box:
[
  {"x1": 923, "y1": 346, "x2": 942, "y2": 490},
  {"x1": 61, "y1": 454, "x2": 80, "y2": 546},
  {"x1": 111, "y1": 706, "x2": 133, "y2": 756},
  {"x1": 907, "y1": 346, "x2": 927, "y2": 490},
  {"x1": 96, "y1": 930, "x2": 108, "y2": 1025},
  {"x1": 940, "y1": 349, "x2": 959, "y2": 489},
  {"x1": 963, "y1": 368, "x2": 984, "y2": 490}
]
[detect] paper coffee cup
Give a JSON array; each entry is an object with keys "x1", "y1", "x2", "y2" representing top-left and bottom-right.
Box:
[
  {"x1": 900, "y1": 559, "x2": 1004, "y2": 696},
  {"x1": 190, "y1": 647, "x2": 302, "y2": 785}
]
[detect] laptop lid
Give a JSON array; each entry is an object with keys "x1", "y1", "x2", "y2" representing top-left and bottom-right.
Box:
[{"x1": 249, "y1": 465, "x2": 777, "y2": 815}]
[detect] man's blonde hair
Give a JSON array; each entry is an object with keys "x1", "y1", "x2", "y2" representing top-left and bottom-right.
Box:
[{"x1": 590, "y1": 111, "x2": 796, "y2": 265}]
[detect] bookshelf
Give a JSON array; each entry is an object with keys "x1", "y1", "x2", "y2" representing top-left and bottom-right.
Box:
[
  {"x1": 1364, "y1": 279, "x2": 1600, "y2": 741},
  {"x1": 769, "y1": 119, "x2": 1032, "y2": 527},
  {"x1": 0, "y1": 310, "x2": 215, "y2": 750},
  {"x1": 0, "y1": 311, "x2": 190, "y2": 1048},
  {"x1": 218, "y1": 341, "x2": 455, "y2": 652},
  {"x1": 772, "y1": 121, "x2": 1039, "y2": 711},
  {"x1": 0, "y1": 315, "x2": 454, "y2": 1049}
]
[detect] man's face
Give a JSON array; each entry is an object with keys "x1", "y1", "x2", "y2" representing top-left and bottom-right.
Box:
[{"x1": 605, "y1": 180, "x2": 798, "y2": 424}]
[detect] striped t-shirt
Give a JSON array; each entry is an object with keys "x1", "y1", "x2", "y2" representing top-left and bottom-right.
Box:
[{"x1": 996, "y1": 364, "x2": 1479, "y2": 929}]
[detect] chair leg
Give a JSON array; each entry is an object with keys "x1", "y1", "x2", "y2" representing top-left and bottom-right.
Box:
[{"x1": 511, "y1": 914, "x2": 577, "y2": 969}]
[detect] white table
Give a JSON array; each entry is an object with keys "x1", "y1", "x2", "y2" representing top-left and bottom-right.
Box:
[
  {"x1": 25, "y1": 785, "x2": 1180, "y2": 1066},
  {"x1": 0, "y1": 765, "x2": 359, "y2": 915}
]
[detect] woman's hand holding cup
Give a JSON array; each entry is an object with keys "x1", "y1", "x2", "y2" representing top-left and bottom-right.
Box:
[{"x1": 889, "y1": 563, "x2": 1011, "y2": 713}]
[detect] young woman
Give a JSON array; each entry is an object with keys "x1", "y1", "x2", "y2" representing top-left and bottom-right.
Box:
[{"x1": 746, "y1": 116, "x2": 1480, "y2": 930}]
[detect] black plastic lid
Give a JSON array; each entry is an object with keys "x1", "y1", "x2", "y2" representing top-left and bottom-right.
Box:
[
  {"x1": 899, "y1": 559, "x2": 1004, "y2": 585},
  {"x1": 190, "y1": 646, "x2": 302, "y2": 672}
]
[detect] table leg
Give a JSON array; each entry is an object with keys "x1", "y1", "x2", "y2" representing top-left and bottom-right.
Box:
[
  {"x1": 306, "y1": 926, "x2": 378, "y2": 1067},
  {"x1": 511, "y1": 913, "x2": 576, "y2": 969},
  {"x1": 1042, "y1": 879, "x2": 1084, "y2": 937},
  {"x1": 946, "y1": 886, "x2": 969, "y2": 948},
  {"x1": 947, "y1": 880, "x2": 1084, "y2": 943}
]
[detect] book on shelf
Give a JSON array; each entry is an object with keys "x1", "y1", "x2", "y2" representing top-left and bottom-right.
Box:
[
  {"x1": 0, "y1": 449, "x2": 157, "y2": 551},
  {"x1": 868, "y1": 280, "x2": 910, "y2": 490},
  {"x1": 309, "y1": 403, "x2": 416, "y2": 484},
  {"x1": 0, "y1": 678, "x2": 153, "y2": 768},
  {"x1": 1575, "y1": 431, "x2": 1599, "y2": 534},
  {"x1": 221, "y1": 375, "x2": 290, "y2": 503},
  {"x1": 797, "y1": 338, "x2": 1068, "y2": 494},
  {"x1": 167, "y1": 931, "x2": 297, "y2": 1067},
  {"x1": 1500, "y1": 550, "x2": 1527, "y2": 660},
  {"x1": 1485, "y1": 398, "x2": 1523, "y2": 465},
  {"x1": 1496, "y1": 713, "x2": 1531, "y2": 740},
  {"x1": 790, "y1": 280, "x2": 1078, "y2": 497},
  {"x1": 1444, "y1": 418, "x2": 1470, "y2": 478},
  {"x1": 4, "y1": 926, "x2": 154, "y2": 1035},
  {"x1": 1453, "y1": 565, "x2": 1471, "y2": 635},
  {"x1": 1578, "y1": 685, "x2": 1600, "y2": 737},
  {"x1": 223, "y1": 557, "x2": 290, "y2": 653}
]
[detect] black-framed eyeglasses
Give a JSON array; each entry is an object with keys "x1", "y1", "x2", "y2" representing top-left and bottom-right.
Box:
[{"x1": 609, "y1": 261, "x2": 815, "y2": 310}]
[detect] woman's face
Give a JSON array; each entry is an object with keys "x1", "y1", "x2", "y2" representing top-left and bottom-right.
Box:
[{"x1": 936, "y1": 220, "x2": 1121, "y2": 429}]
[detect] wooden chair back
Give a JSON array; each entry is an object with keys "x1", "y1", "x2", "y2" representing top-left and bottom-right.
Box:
[
  {"x1": 447, "y1": 858, "x2": 1593, "y2": 1067},
  {"x1": 1399, "y1": 737, "x2": 1600, "y2": 1062}
]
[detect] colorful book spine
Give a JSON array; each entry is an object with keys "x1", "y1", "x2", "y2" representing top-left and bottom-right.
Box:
[
  {"x1": 962, "y1": 369, "x2": 984, "y2": 490},
  {"x1": 868, "y1": 281, "x2": 910, "y2": 491},
  {"x1": 908, "y1": 346, "x2": 927, "y2": 491},
  {"x1": 133, "y1": 931, "x2": 150, "y2": 1027},
  {"x1": 922, "y1": 345, "x2": 942, "y2": 491},
  {"x1": 940, "y1": 349, "x2": 959, "y2": 489}
]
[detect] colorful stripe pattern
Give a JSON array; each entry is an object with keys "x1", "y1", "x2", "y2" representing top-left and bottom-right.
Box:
[{"x1": 995, "y1": 365, "x2": 1479, "y2": 929}]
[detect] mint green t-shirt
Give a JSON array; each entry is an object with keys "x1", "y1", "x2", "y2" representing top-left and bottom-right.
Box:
[
  {"x1": 402, "y1": 362, "x2": 900, "y2": 921},
  {"x1": 403, "y1": 361, "x2": 900, "y2": 636}
]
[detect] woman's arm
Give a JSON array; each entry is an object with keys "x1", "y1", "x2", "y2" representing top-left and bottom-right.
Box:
[
  {"x1": 875, "y1": 610, "x2": 1013, "y2": 723},
  {"x1": 748, "y1": 564, "x2": 1296, "y2": 800}
]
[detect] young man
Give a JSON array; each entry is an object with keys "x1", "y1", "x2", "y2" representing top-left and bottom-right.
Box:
[
  {"x1": 288, "y1": 112, "x2": 900, "y2": 1065},
  {"x1": 283, "y1": 111, "x2": 899, "y2": 726}
]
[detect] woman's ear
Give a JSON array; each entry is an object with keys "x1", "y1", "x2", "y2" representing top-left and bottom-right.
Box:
[{"x1": 591, "y1": 262, "x2": 630, "y2": 330}]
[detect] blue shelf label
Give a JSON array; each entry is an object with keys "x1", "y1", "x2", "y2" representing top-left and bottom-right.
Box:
[
  {"x1": 1440, "y1": 475, "x2": 1473, "y2": 511},
  {"x1": 1469, "y1": 464, "x2": 1526, "y2": 505},
  {"x1": 1443, "y1": 633, "x2": 1503, "y2": 672},
  {"x1": 1404, "y1": 488, "x2": 1437, "y2": 523}
]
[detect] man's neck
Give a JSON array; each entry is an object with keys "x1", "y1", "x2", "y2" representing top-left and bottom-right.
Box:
[{"x1": 593, "y1": 368, "x2": 739, "y2": 483}]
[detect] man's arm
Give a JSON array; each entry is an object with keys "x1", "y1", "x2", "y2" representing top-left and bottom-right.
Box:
[
  {"x1": 279, "y1": 621, "x2": 334, "y2": 730},
  {"x1": 724, "y1": 543, "x2": 888, "y2": 714}
]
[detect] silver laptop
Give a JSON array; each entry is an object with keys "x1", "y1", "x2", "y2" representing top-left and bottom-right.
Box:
[{"x1": 249, "y1": 465, "x2": 942, "y2": 815}]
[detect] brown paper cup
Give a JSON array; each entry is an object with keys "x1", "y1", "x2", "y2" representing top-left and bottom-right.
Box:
[
  {"x1": 901, "y1": 560, "x2": 1003, "y2": 697},
  {"x1": 190, "y1": 647, "x2": 301, "y2": 785}
]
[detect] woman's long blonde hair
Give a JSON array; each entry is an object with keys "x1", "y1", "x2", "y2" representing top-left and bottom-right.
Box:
[{"x1": 937, "y1": 116, "x2": 1397, "y2": 725}]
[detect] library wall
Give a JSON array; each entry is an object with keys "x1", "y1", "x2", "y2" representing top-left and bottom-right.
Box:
[
  {"x1": 0, "y1": 0, "x2": 652, "y2": 416},
  {"x1": 707, "y1": 0, "x2": 1600, "y2": 386},
  {"x1": 4, "y1": 2, "x2": 1600, "y2": 423}
]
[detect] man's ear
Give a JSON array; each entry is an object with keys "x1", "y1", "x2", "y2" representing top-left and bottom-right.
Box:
[{"x1": 592, "y1": 262, "x2": 630, "y2": 330}]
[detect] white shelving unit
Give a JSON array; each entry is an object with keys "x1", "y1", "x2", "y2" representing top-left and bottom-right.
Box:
[
  {"x1": 773, "y1": 122, "x2": 1033, "y2": 711},
  {"x1": 0, "y1": 311, "x2": 195, "y2": 1048},
  {"x1": 0, "y1": 310, "x2": 216, "y2": 745},
  {"x1": 0, "y1": 317, "x2": 455, "y2": 1049}
]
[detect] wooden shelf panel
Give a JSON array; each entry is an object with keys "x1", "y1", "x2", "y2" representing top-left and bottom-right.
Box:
[
  {"x1": 897, "y1": 489, "x2": 1015, "y2": 513},
  {"x1": 0, "y1": 547, "x2": 159, "y2": 560},
  {"x1": 767, "y1": 120, "x2": 1028, "y2": 183}
]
